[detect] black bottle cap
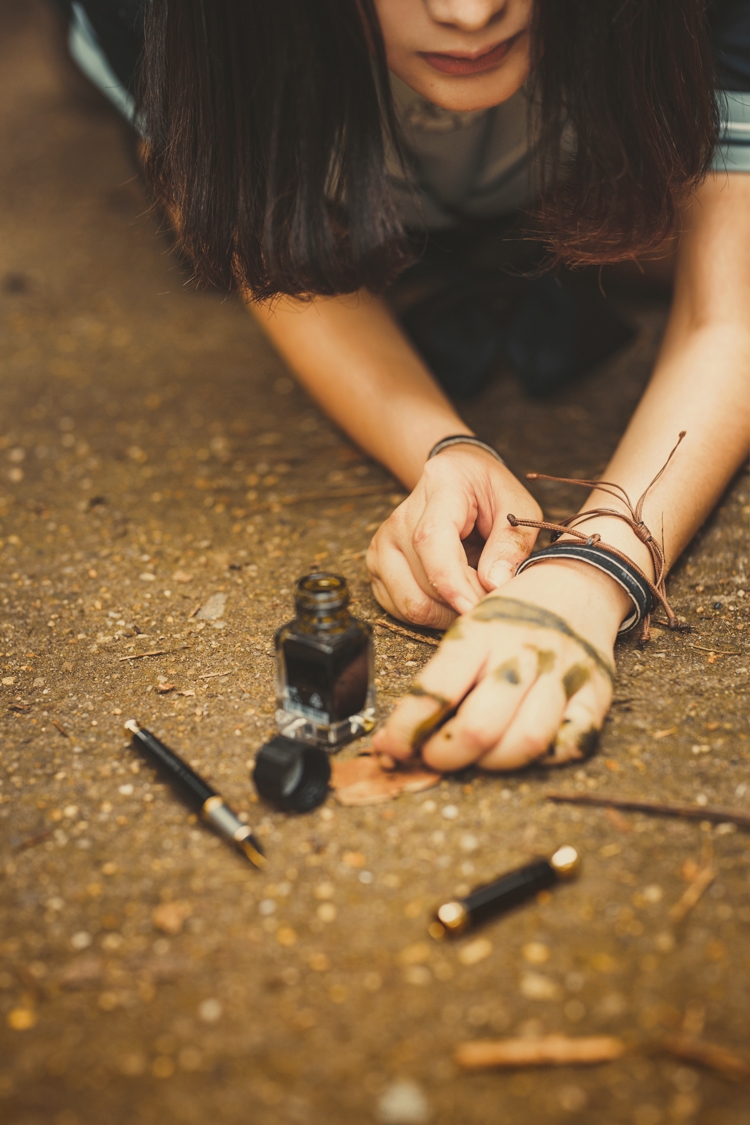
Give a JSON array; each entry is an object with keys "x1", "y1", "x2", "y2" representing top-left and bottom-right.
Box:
[{"x1": 253, "y1": 735, "x2": 332, "y2": 813}]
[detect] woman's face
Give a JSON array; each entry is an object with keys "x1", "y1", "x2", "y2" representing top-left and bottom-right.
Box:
[{"x1": 374, "y1": 0, "x2": 533, "y2": 112}]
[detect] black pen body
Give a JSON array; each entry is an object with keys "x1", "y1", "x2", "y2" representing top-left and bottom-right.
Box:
[
  {"x1": 464, "y1": 860, "x2": 557, "y2": 926},
  {"x1": 125, "y1": 721, "x2": 265, "y2": 867},
  {"x1": 430, "y1": 846, "x2": 580, "y2": 939},
  {"x1": 127, "y1": 722, "x2": 215, "y2": 811}
]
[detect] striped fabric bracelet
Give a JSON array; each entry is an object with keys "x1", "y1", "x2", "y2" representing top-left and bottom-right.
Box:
[{"x1": 428, "y1": 435, "x2": 506, "y2": 465}]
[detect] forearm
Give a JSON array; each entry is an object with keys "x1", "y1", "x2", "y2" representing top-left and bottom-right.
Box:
[
  {"x1": 570, "y1": 175, "x2": 750, "y2": 578},
  {"x1": 248, "y1": 290, "x2": 471, "y2": 489}
]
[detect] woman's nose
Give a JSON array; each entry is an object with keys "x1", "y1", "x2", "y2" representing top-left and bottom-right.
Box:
[{"x1": 424, "y1": 0, "x2": 508, "y2": 33}]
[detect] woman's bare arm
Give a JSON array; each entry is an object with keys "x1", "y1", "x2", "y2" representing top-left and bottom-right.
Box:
[
  {"x1": 377, "y1": 171, "x2": 750, "y2": 770},
  {"x1": 248, "y1": 290, "x2": 469, "y2": 490},
  {"x1": 249, "y1": 289, "x2": 542, "y2": 623}
]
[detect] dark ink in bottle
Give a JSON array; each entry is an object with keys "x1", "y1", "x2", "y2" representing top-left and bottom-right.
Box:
[{"x1": 275, "y1": 573, "x2": 375, "y2": 748}]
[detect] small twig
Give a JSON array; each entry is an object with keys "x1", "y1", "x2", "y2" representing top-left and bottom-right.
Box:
[
  {"x1": 662, "y1": 1035, "x2": 750, "y2": 1082},
  {"x1": 118, "y1": 647, "x2": 190, "y2": 662},
  {"x1": 13, "y1": 828, "x2": 54, "y2": 851},
  {"x1": 669, "y1": 865, "x2": 715, "y2": 924},
  {"x1": 651, "y1": 618, "x2": 696, "y2": 633},
  {"x1": 546, "y1": 791, "x2": 750, "y2": 830},
  {"x1": 188, "y1": 604, "x2": 202, "y2": 619},
  {"x1": 199, "y1": 671, "x2": 232, "y2": 681},
  {"x1": 373, "y1": 618, "x2": 441, "y2": 647},
  {"x1": 455, "y1": 1035, "x2": 627, "y2": 1070},
  {"x1": 250, "y1": 484, "x2": 401, "y2": 512},
  {"x1": 52, "y1": 719, "x2": 69, "y2": 738},
  {"x1": 688, "y1": 643, "x2": 742, "y2": 656},
  {"x1": 8, "y1": 703, "x2": 31, "y2": 714}
]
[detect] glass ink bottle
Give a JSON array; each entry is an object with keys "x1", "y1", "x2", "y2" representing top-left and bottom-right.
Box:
[{"x1": 275, "y1": 572, "x2": 375, "y2": 748}]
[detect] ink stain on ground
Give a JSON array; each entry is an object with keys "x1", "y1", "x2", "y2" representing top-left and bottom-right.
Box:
[{"x1": 0, "y1": 6, "x2": 749, "y2": 1125}]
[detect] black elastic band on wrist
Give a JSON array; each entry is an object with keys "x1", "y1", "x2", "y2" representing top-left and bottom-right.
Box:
[
  {"x1": 428, "y1": 435, "x2": 506, "y2": 466},
  {"x1": 515, "y1": 542, "x2": 654, "y2": 635}
]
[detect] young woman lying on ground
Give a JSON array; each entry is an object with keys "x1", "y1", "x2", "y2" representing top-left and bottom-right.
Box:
[{"x1": 61, "y1": 0, "x2": 750, "y2": 771}]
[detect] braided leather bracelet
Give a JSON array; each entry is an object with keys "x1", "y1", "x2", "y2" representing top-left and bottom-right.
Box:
[{"x1": 509, "y1": 433, "x2": 688, "y2": 644}]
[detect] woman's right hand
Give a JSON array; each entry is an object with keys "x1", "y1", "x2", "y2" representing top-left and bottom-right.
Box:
[{"x1": 366, "y1": 445, "x2": 543, "y2": 629}]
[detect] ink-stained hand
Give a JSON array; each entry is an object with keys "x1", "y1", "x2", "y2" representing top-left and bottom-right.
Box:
[
  {"x1": 373, "y1": 565, "x2": 624, "y2": 771},
  {"x1": 366, "y1": 446, "x2": 542, "y2": 629}
]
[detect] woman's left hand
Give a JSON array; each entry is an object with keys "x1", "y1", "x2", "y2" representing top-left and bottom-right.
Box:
[{"x1": 373, "y1": 561, "x2": 626, "y2": 771}]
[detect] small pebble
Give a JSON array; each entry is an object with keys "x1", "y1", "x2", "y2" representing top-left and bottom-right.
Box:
[
  {"x1": 376, "y1": 1079, "x2": 430, "y2": 1125},
  {"x1": 198, "y1": 998, "x2": 223, "y2": 1023},
  {"x1": 441, "y1": 805, "x2": 458, "y2": 820},
  {"x1": 522, "y1": 942, "x2": 550, "y2": 965},
  {"x1": 457, "y1": 938, "x2": 492, "y2": 967},
  {"x1": 7, "y1": 1008, "x2": 37, "y2": 1031},
  {"x1": 70, "y1": 931, "x2": 92, "y2": 951},
  {"x1": 195, "y1": 593, "x2": 227, "y2": 621},
  {"x1": 519, "y1": 971, "x2": 562, "y2": 1000}
]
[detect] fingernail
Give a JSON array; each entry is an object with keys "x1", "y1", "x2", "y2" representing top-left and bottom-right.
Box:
[{"x1": 486, "y1": 561, "x2": 514, "y2": 589}]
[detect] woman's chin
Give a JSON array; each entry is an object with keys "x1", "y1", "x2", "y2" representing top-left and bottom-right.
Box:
[{"x1": 398, "y1": 61, "x2": 530, "y2": 113}]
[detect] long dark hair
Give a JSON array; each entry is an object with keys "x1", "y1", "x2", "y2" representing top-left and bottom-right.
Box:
[{"x1": 139, "y1": 0, "x2": 718, "y2": 298}]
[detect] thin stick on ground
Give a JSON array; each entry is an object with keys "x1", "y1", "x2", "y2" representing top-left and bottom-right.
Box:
[
  {"x1": 249, "y1": 484, "x2": 402, "y2": 512},
  {"x1": 545, "y1": 792, "x2": 750, "y2": 830},
  {"x1": 688, "y1": 643, "x2": 743, "y2": 656},
  {"x1": 373, "y1": 618, "x2": 441, "y2": 647},
  {"x1": 662, "y1": 1036, "x2": 750, "y2": 1081},
  {"x1": 455, "y1": 1035, "x2": 627, "y2": 1070},
  {"x1": 51, "y1": 719, "x2": 69, "y2": 738},
  {"x1": 13, "y1": 828, "x2": 54, "y2": 851},
  {"x1": 669, "y1": 865, "x2": 716, "y2": 924}
]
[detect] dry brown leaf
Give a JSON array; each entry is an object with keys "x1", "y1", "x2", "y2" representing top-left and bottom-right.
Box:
[
  {"x1": 330, "y1": 754, "x2": 440, "y2": 806},
  {"x1": 152, "y1": 900, "x2": 193, "y2": 935},
  {"x1": 57, "y1": 956, "x2": 104, "y2": 991}
]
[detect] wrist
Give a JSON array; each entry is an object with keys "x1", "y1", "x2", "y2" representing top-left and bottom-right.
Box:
[
  {"x1": 399, "y1": 420, "x2": 475, "y2": 490},
  {"x1": 509, "y1": 558, "x2": 631, "y2": 641},
  {"x1": 428, "y1": 434, "x2": 505, "y2": 466}
]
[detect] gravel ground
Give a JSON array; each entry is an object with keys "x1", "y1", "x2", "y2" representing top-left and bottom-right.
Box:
[{"x1": 1, "y1": 5, "x2": 749, "y2": 1124}]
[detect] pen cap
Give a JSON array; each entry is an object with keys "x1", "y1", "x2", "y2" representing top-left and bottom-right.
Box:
[{"x1": 253, "y1": 735, "x2": 331, "y2": 813}]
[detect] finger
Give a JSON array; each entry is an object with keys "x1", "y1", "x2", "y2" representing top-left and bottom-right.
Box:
[
  {"x1": 374, "y1": 626, "x2": 485, "y2": 760},
  {"x1": 419, "y1": 645, "x2": 540, "y2": 771},
  {"x1": 476, "y1": 674, "x2": 567, "y2": 771},
  {"x1": 477, "y1": 519, "x2": 539, "y2": 592},
  {"x1": 368, "y1": 543, "x2": 457, "y2": 630},
  {"x1": 411, "y1": 489, "x2": 487, "y2": 615},
  {"x1": 544, "y1": 679, "x2": 611, "y2": 766}
]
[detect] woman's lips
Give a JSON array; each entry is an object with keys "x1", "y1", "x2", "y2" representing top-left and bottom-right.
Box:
[{"x1": 420, "y1": 36, "x2": 519, "y2": 77}]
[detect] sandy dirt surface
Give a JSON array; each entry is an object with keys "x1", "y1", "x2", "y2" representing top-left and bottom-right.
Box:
[{"x1": 1, "y1": 5, "x2": 748, "y2": 1124}]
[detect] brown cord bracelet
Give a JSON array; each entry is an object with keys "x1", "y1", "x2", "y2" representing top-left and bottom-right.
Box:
[{"x1": 507, "y1": 432, "x2": 687, "y2": 644}]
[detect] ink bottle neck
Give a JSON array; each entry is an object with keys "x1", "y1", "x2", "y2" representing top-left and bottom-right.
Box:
[{"x1": 292, "y1": 572, "x2": 353, "y2": 634}]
